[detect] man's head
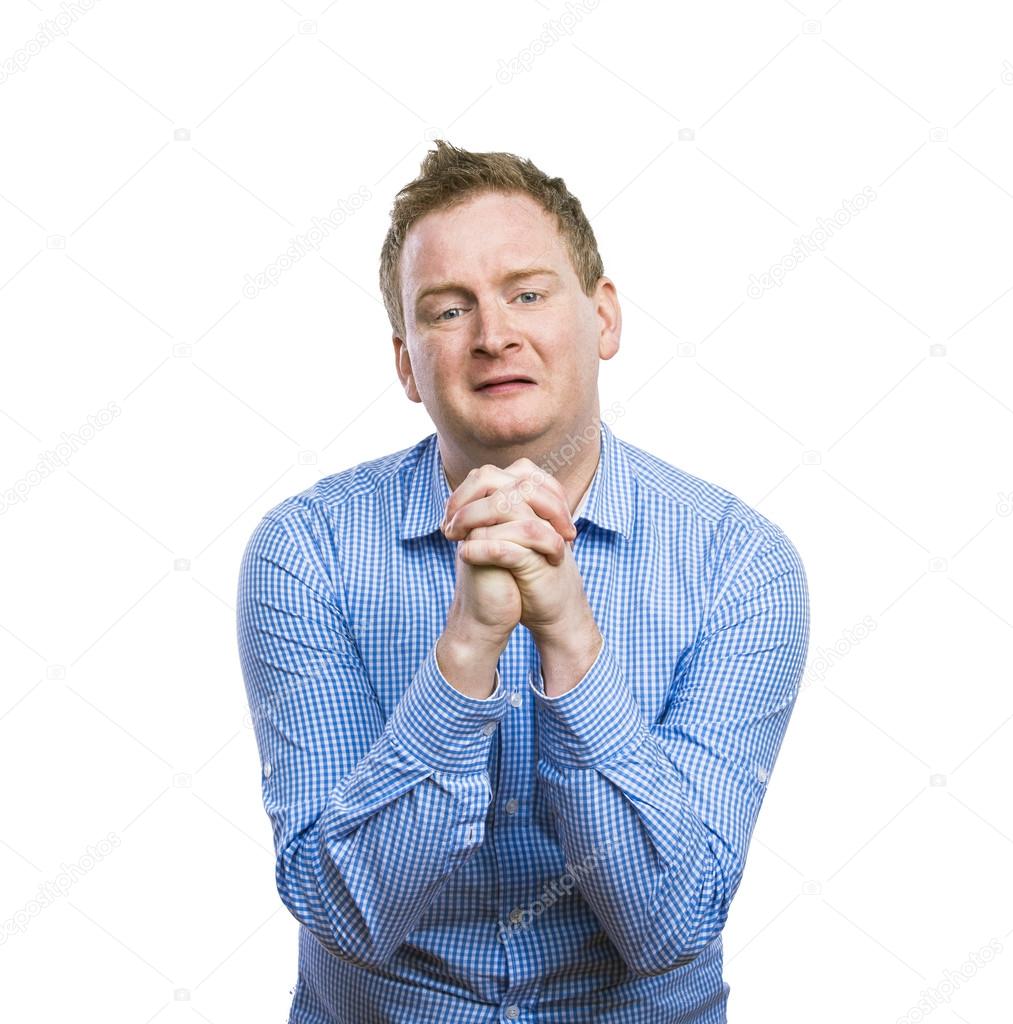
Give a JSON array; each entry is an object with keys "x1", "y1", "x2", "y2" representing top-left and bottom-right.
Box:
[{"x1": 379, "y1": 140, "x2": 620, "y2": 455}]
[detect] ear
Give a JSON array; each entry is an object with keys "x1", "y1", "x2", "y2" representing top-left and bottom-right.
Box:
[
  {"x1": 593, "y1": 277, "x2": 621, "y2": 361},
  {"x1": 392, "y1": 334, "x2": 422, "y2": 403}
]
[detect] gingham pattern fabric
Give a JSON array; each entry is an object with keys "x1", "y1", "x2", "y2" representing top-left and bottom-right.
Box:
[{"x1": 236, "y1": 418, "x2": 810, "y2": 1024}]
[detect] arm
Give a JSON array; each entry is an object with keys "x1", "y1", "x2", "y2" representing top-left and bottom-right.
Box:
[
  {"x1": 236, "y1": 500, "x2": 508, "y2": 969},
  {"x1": 528, "y1": 529, "x2": 810, "y2": 977}
]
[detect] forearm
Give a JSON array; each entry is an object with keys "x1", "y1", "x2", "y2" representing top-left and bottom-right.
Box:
[
  {"x1": 536, "y1": 738, "x2": 728, "y2": 976},
  {"x1": 272, "y1": 639, "x2": 507, "y2": 968},
  {"x1": 530, "y1": 638, "x2": 746, "y2": 977},
  {"x1": 277, "y1": 739, "x2": 493, "y2": 968}
]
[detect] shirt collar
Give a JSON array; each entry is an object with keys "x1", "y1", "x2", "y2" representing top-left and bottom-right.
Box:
[
  {"x1": 401, "y1": 418, "x2": 635, "y2": 542},
  {"x1": 573, "y1": 473, "x2": 593, "y2": 521}
]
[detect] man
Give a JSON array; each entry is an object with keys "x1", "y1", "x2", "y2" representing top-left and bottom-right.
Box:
[{"x1": 236, "y1": 140, "x2": 810, "y2": 1023}]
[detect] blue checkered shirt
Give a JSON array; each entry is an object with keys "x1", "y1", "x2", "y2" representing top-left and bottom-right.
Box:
[{"x1": 236, "y1": 418, "x2": 810, "y2": 1023}]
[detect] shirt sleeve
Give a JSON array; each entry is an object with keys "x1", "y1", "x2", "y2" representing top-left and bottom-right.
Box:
[
  {"x1": 527, "y1": 528, "x2": 810, "y2": 977},
  {"x1": 236, "y1": 501, "x2": 508, "y2": 969}
]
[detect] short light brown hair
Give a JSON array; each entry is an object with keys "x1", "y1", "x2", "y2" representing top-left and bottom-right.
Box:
[{"x1": 379, "y1": 139, "x2": 605, "y2": 338}]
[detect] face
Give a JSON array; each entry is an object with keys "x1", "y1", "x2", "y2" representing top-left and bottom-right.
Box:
[{"x1": 392, "y1": 190, "x2": 620, "y2": 453}]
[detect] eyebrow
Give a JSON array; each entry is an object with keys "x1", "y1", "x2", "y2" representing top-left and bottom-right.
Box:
[{"x1": 414, "y1": 266, "x2": 560, "y2": 311}]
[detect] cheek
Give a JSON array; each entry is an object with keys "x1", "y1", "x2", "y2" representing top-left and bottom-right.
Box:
[
  {"x1": 423, "y1": 355, "x2": 464, "y2": 395},
  {"x1": 408, "y1": 356, "x2": 437, "y2": 396}
]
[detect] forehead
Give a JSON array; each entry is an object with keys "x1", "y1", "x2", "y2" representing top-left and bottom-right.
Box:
[{"x1": 401, "y1": 191, "x2": 567, "y2": 287}]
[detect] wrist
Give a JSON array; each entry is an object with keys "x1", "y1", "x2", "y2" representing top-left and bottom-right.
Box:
[
  {"x1": 531, "y1": 608, "x2": 600, "y2": 655},
  {"x1": 436, "y1": 630, "x2": 504, "y2": 700},
  {"x1": 532, "y1": 616, "x2": 602, "y2": 698},
  {"x1": 442, "y1": 607, "x2": 513, "y2": 658}
]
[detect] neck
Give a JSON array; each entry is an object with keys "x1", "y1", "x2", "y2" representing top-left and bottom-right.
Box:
[{"x1": 440, "y1": 420, "x2": 602, "y2": 516}]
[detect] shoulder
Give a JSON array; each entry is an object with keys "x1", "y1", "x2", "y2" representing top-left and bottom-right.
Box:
[
  {"x1": 617, "y1": 432, "x2": 803, "y2": 564},
  {"x1": 259, "y1": 433, "x2": 429, "y2": 524},
  {"x1": 239, "y1": 433, "x2": 432, "y2": 569}
]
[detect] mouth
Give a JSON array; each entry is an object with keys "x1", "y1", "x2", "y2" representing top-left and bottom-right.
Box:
[{"x1": 475, "y1": 376, "x2": 537, "y2": 394}]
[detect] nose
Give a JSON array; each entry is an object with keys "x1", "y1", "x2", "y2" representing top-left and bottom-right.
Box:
[{"x1": 473, "y1": 299, "x2": 522, "y2": 356}]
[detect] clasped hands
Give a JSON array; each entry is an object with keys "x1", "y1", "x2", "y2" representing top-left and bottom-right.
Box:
[{"x1": 440, "y1": 458, "x2": 602, "y2": 693}]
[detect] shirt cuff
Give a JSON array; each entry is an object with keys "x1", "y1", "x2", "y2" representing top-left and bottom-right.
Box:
[
  {"x1": 528, "y1": 636, "x2": 648, "y2": 769},
  {"x1": 387, "y1": 639, "x2": 508, "y2": 774}
]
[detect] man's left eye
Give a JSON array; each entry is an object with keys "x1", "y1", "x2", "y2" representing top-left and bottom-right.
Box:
[{"x1": 516, "y1": 292, "x2": 541, "y2": 304}]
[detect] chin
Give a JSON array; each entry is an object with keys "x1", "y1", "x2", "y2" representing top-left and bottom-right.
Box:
[{"x1": 462, "y1": 408, "x2": 546, "y2": 443}]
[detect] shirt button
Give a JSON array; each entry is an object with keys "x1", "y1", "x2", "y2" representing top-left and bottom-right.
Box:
[
  {"x1": 465, "y1": 824, "x2": 475, "y2": 844},
  {"x1": 263, "y1": 762, "x2": 272, "y2": 778},
  {"x1": 505, "y1": 1005, "x2": 520, "y2": 1019},
  {"x1": 509, "y1": 907, "x2": 524, "y2": 924},
  {"x1": 481, "y1": 721, "x2": 497, "y2": 737},
  {"x1": 505, "y1": 798, "x2": 518, "y2": 815},
  {"x1": 508, "y1": 691, "x2": 522, "y2": 708}
]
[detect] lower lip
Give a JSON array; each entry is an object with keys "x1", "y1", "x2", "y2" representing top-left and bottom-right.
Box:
[{"x1": 477, "y1": 381, "x2": 536, "y2": 395}]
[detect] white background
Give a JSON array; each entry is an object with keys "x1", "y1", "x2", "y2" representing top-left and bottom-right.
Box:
[{"x1": 1, "y1": 0, "x2": 1012, "y2": 1021}]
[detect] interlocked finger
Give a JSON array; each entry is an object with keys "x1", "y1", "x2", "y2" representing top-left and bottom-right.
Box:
[
  {"x1": 442, "y1": 459, "x2": 574, "y2": 541},
  {"x1": 461, "y1": 519, "x2": 569, "y2": 566}
]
